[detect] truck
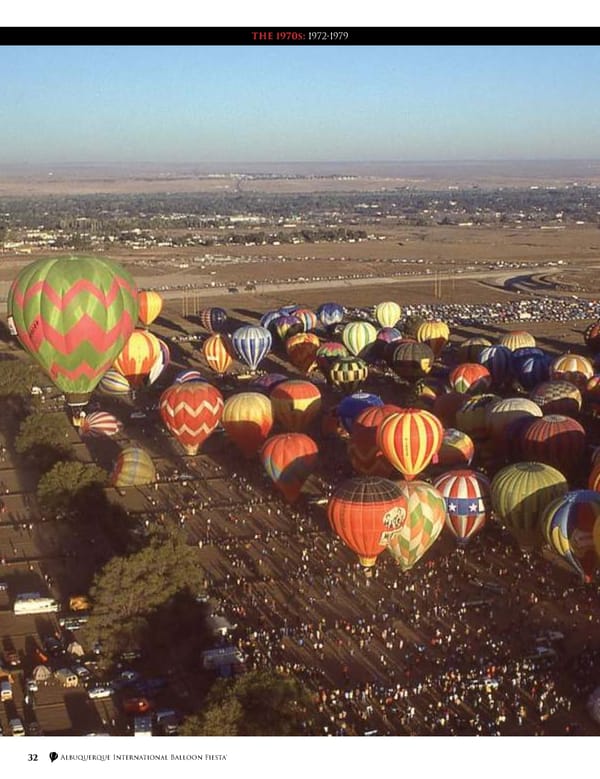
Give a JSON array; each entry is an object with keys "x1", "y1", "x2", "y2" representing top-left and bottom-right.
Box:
[
  {"x1": 13, "y1": 593, "x2": 59, "y2": 615},
  {"x1": 201, "y1": 646, "x2": 246, "y2": 676}
]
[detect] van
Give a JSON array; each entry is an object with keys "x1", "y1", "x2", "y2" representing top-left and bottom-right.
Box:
[
  {"x1": 0, "y1": 680, "x2": 12, "y2": 701},
  {"x1": 55, "y1": 668, "x2": 78, "y2": 687}
]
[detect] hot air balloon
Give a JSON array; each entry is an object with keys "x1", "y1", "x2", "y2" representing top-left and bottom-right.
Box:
[
  {"x1": 585, "y1": 376, "x2": 600, "y2": 417},
  {"x1": 328, "y1": 476, "x2": 408, "y2": 570},
  {"x1": 347, "y1": 404, "x2": 401, "y2": 477},
  {"x1": 159, "y1": 381, "x2": 224, "y2": 455},
  {"x1": 449, "y1": 363, "x2": 492, "y2": 395},
  {"x1": 80, "y1": 411, "x2": 122, "y2": 438},
  {"x1": 111, "y1": 446, "x2": 156, "y2": 487},
  {"x1": 342, "y1": 321, "x2": 378, "y2": 357},
  {"x1": 203, "y1": 333, "x2": 234, "y2": 376},
  {"x1": 270, "y1": 379, "x2": 322, "y2": 432},
  {"x1": 530, "y1": 380, "x2": 582, "y2": 417},
  {"x1": 250, "y1": 372, "x2": 289, "y2": 394},
  {"x1": 374, "y1": 301, "x2": 401, "y2": 329},
  {"x1": 432, "y1": 391, "x2": 469, "y2": 429},
  {"x1": 433, "y1": 469, "x2": 490, "y2": 544},
  {"x1": 274, "y1": 315, "x2": 303, "y2": 342},
  {"x1": 285, "y1": 332, "x2": 320, "y2": 373},
  {"x1": 386, "y1": 480, "x2": 446, "y2": 571},
  {"x1": 232, "y1": 325, "x2": 272, "y2": 372},
  {"x1": 260, "y1": 310, "x2": 282, "y2": 331},
  {"x1": 512, "y1": 347, "x2": 552, "y2": 391},
  {"x1": 199, "y1": 307, "x2": 228, "y2": 333},
  {"x1": 293, "y1": 308, "x2": 318, "y2": 332},
  {"x1": 329, "y1": 356, "x2": 368, "y2": 394},
  {"x1": 403, "y1": 314, "x2": 426, "y2": 338},
  {"x1": 499, "y1": 330, "x2": 536, "y2": 352},
  {"x1": 520, "y1": 414, "x2": 586, "y2": 477},
  {"x1": 413, "y1": 378, "x2": 446, "y2": 411},
  {"x1": 137, "y1": 290, "x2": 163, "y2": 327},
  {"x1": 337, "y1": 392, "x2": 384, "y2": 434},
  {"x1": 148, "y1": 337, "x2": 170, "y2": 385},
  {"x1": 490, "y1": 461, "x2": 569, "y2": 549},
  {"x1": 477, "y1": 345, "x2": 514, "y2": 390},
  {"x1": 437, "y1": 428, "x2": 475, "y2": 468},
  {"x1": 457, "y1": 337, "x2": 492, "y2": 364},
  {"x1": 455, "y1": 394, "x2": 501, "y2": 440},
  {"x1": 416, "y1": 320, "x2": 450, "y2": 359},
  {"x1": 113, "y1": 329, "x2": 162, "y2": 388},
  {"x1": 98, "y1": 369, "x2": 131, "y2": 397},
  {"x1": 377, "y1": 408, "x2": 443, "y2": 480},
  {"x1": 550, "y1": 353, "x2": 594, "y2": 390},
  {"x1": 486, "y1": 397, "x2": 543, "y2": 441},
  {"x1": 260, "y1": 432, "x2": 318, "y2": 503},
  {"x1": 221, "y1": 392, "x2": 274, "y2": 458},
  {"x1": 316, "y1": 342, "x2": 349, "y2": 375},
  {"x1": 542, "y1": 490, "x2": 600, "y2": 581},
  {"x1": 316, "y1": 302, "x2": 345, "y2": 330},
  {"x1": 7, "y1": 255, "x2": 138, "y2": 408},
  {"x1": 584, "y1": 321, "x2": 600, "y2": 354},
  {"x1": 391, "y1": 341, "x2": 434, "y2": 382},
  {"x1": 175, "y1": 369, "x2": 206, "y2": 384}
]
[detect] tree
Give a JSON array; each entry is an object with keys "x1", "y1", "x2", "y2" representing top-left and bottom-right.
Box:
[
  {"x1": 15, "y1": 411, "x2": 74, "y2": 471},
  {"x1": 180, "y1": 670, "x2": 319, "y2": 736},
  {"x1": 81, "y1": 529, "x2": 206, "y2": 661},
  {"x1": 36, "y1": 461, "x2": 108, "y2": 513}
]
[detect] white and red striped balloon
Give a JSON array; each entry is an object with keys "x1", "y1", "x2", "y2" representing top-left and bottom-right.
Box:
[{"x1": 433, "y1": 468, "x2": 491, "y2": 544}]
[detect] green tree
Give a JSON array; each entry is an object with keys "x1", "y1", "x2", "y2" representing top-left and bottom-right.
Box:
[
  {"x1": 15, "y1": 411, "x2": 74, "y2": 471},
  {"x1": 180, "y1": 670, "x2": 318, "y2": 736},
  {"x1": 81, "y1": 530, "x2": 205, "y2": 660},
  {"x1": 37, "y1": 461, "x2": 108, "y2": 513}
]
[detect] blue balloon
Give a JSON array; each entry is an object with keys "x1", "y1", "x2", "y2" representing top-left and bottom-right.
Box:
[
  {"x1": 478, "y1": 345, "x2": 514, "y2": 388},
  {"x1": 337, "y1": 392, "x2": 384, "y2": 433},
  {"x1": 316, "y1": 302, "x2": 345, "y2": 328},
  {"x1": 232, "y1": 325, "x2": 272, "y2": 372}
]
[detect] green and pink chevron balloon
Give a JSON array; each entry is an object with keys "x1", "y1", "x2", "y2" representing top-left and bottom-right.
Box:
[{"x1": 7, "y1": 255, "x2": 138, "y2": 407}]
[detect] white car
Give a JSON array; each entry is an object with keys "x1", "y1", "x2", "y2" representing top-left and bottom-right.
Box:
[
  {"x1": 88, "y1": 685, "x2": 113, "y2": 700},
  {"x1": 10, "y1": 718, "x2": 25, "y2": 736}
]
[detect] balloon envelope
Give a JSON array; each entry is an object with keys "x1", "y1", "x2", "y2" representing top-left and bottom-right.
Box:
[
  {"x1": 260, "y1": 433, "x2": 318, "y2": 503},
  {"x1": 111, "y1": 446, "x2": 155, "y2": 487},
  {"x1": 159, "y1": 381, "x2": 224, "y2": 455},
  {"x1": 221, "y1": 392, "x2": 274, "y2": 458},
  {"x1": 7, "y1": 255, "x2": 138, "y2": 407},
  {"x1": 386, "y1": 480, "x2": 446, "y2": 571}
]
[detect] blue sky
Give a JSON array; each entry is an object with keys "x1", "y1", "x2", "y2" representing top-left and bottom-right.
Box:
[{"x1": 2, "y1": 45, "x2": 600, "y2": 164}]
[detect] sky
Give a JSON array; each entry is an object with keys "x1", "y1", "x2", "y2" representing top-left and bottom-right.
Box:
[{"x1": 2, "y1": 44, "x2": 600, "y2": 165}]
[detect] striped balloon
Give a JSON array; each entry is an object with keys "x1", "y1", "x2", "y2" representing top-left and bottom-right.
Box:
[
  {"x1": 486, "y1": 397, "x2": 543, "y2": 441},
  {"x1": 285, "y1": 332, "x2": 320, "y2": 373},
  {"x1": 8, "y1": 255, "x2": 138, "y2": 407},
  {"x1": 455, "y1": 394, "x2": 501, "y2": 440},
  {"x1": 111, "y1": 446, "x2": 156, "y2": 487},
  {"x1": 477, "y1": 344, "x2": 514, "y2": 389},
  {"x1": 137, "y1": 290, "x2": 163, "y2": 327},
  {"x1": 80, "y1": 411, "x2": 122, "y2": 438},
  {"x1": 203, "y1": 333, "x2": 234, "y2": 375},
  {"x1": 98, "y1": 369, "x2": 131, "y2": 396},
  {"x1": 232, "y1": 325, "x2": 272, "y2": 372},
  {"x1": 342, "y1": 321, "x2": 378, "y2": 357},
  {"x1": 113, "y1": 329, "x2": 162, "y2": 388},
  {"x1": 584, "y1": 321, "x2": 600, "y2": 354},
  {"x1": 175, "y1": 369, "x2": 206, "y2": 384},
  {"x1": 386, "y1": 480, "x2": 446, "y2": 571},
  {"x1": 433, "y1": 469, "x2": 490, "y2": 544},
  {"x1": 416, "y1": 320, "x2": 450, "y2": 358},
  {"x1": 337, "y1": 392, "x2": 384, "y2": 434},
  {"x1": 551, "y1": 353, "x2": 594, "y2": 390},
  {"x1": 457, "y1": 337, "x2": 492, "y2": 364},
  {"x1": 316, "y1": 302, "x2": 344, "y2": 329},
  {"x1": 374, "y1": 301, "x2": 401, "y2": 329},
  {"x1": 542, "y1": 490, "x2": 600, "y2": 581},
  {"x1": 521, "y1": 414, "x2": 586, "y2": 476},
  {"x1": 274, "y1": 315, "x2": 303, "y2": 342},
  {"x1": 513, "y1": 347, "x2": 551, "y2": 391},
  {"x1": 377, "y1": 408, "x2": 443, "y2": 480},
  {"x1": 391, "y1": 341, "x2": 434, "y2": 381},
  {"x1": 199, "y1": 307, "x2": 228, "y2": 333},
  {"x1": 499, "y1": 331, "x2": 536, "y2": 351},
  {"x1": 159, "y1": 381, "x2": 224, "y2": 455},
  {"x1": 491, "y1": 461, "x2": 569, "y2": 549},
  {"x1": 293, "y1": 308, "x2": 318, "y2": 332}
]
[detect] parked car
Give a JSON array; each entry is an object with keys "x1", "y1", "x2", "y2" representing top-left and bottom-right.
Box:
[
  {"x1": 123, "y1": 697, "x2": 153, "y2": 714},
  {"x1": 10, "y1": 718, "x2": 25, "y2": 736},
  {"x1": 88, "y1": 684, "x2": 114, "y2": 700},
  {"x1": 72, "y1": 665, "x2": 91, "y2": 682}
]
